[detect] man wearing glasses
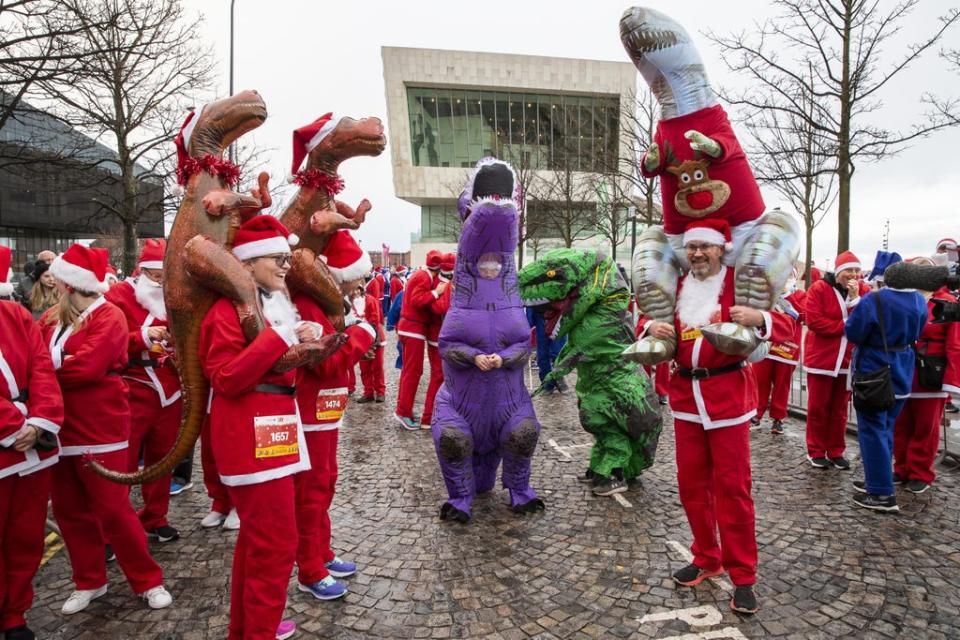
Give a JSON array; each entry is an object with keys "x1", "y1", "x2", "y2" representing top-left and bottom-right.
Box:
[{"x1": 641, "y1": 219, "x2": 791, "y2": 615}]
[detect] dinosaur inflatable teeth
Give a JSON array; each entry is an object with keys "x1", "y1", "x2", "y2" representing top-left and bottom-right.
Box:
[{"x1": 624, "y1": 227, "x2": 681, "y2": 365}]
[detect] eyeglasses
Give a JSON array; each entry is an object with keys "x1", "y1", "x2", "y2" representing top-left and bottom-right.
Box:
[
  {"x1": 263, "y1": 254, "x2": 292, "y2": 267},
  {"x1": 684, "y1": 243, "x2": 719, "y2": 255}
]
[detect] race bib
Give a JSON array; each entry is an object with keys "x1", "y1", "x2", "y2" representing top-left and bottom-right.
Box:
[
  {"x1": 681, "y1": 328, "x2": 702, "y2": 341},
  {"x1": 254, "y1": 415, "x2": 299, "y2": 459},
  {"x1": 316, "y1": 387, "x2": 348, "y2": 423}
]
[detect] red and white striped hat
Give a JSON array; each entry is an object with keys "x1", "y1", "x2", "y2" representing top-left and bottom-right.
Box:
[
  {"x1": 320, "y1": 230, "x2": 371, "y2": 283},
  {"x1": 49, "y1": 244, "x2": 110, "y2": 293},
  {"x1": 138, "y1": 239, "x2": 166, "y2": 270},
  {"x1": 834, "y1": 251, "x2": 861, "y2": 274},
  {"x1": 232, "y1": 216, "x2": 299, "y2": 262}
]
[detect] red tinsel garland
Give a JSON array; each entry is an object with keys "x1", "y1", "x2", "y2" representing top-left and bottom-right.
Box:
[
  {"x1": 176, "y1": 154, "x2": 241, "y2": 187},
  {"x1": 292, "y1": 168, "x2": 345, "y2": 196}
]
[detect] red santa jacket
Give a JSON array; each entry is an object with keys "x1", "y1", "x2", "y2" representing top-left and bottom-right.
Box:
[
  {"x1": 766, "y1": 290, "x2": 805, "y2": 366},
  {"x1": 397, "y1": 268, "x2": 439, "y2": 341},
  {"x1": 39, "y1": 297, "x2": 130, "y2": 455},
  {"x1": 293, "y1": 293, "x2": 376, "y2": 432},
  {"x1": 200, "y1": 296, "x2": 310, "y2": 486},
  {"x1": 803, "y1": 278, "x2": 871, "y2": 377},
  {"x1": 0, "y1": 301, "x2": 63, "y2": 477},
  {"x1": 365, "y1": 274, "x2": 383, "y2": 303},
  {"x1": 389, "y1": 274, "x2": 404, "y2": 301},
  {"x1": 427, "y1": 274, "x2": 453, "y2": 344},
  {"x1": 350, "y1": 293, "x2": 384, "y2": 346},
  {"x1": 104, "y1": 280, "x2": 181, "y2": 407},
  {"x1": 667, "y1": 267, "x2": 792, "y2": 429},
  {"x1": 641, "y1": 104, "x2": 765, "y2": 236},
  {"x1": 909, "y1": 287, "x2": 960, "y2": 399}
]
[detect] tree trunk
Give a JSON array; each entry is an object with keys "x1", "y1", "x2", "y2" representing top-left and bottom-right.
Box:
[
  {"x1": 804, "y1": 215, "x2": 814, "y2": 289},
  {"x1": 123, "y1": 218, "x2": 137, "y2": 275}
]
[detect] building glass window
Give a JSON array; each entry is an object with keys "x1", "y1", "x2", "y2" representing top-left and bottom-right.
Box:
[{"x1": 407, "y1": 87, "x2": 619, "y2": 172}]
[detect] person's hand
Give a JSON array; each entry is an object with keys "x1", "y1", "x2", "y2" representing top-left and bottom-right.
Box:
[
  {"x1": 643, "y1": 142, "x2": 660, "y2": 173},
  {"x1": 649, "y1": 321, "x2": 676, "y2": 340},
  {"x1": 474, "y1": 354, "x2": 494, "y2": 371},
  {"x1": 435, "y1": 282, "x2": 448, "y2": 296},
  {"x1": 147, "y1": 326, "x2": 169, "y2": 342},
  {"x1": 488, "y1": 354, "x2": 503, "y2": 369},
  {"x1": 295, "y1": 322, "x2": 320, "y2": 343},
  {"x1": 730, "y1": 306, "x2": 764, "y2": 327},
  {"x1": 846, "y1": 280, "x2": 860, "y2": 301},
  {"x1": 12, "y1": 425, "x2": 39, "y2": 452}
]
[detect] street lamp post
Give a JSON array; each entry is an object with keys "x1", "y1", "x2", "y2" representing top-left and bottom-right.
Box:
[
  {"x1": 628, "y1": 205, "x2": 637, "y2": 288},
  {"x1": 228, "y1": 0, "x2": 236, "y2": 164}
]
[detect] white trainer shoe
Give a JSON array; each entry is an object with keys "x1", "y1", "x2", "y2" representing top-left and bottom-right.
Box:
[
  {"x1": 143, "y1": 585, "x2": 173, "y2": 609},
  {"x1": 222, "y1": 508, "x2": 240, "y2": 530},
  {"x1": 200, "y1": 511, "x2": 227, "y2": 528},
  {"x1": 62, "y1": 585, "x2": 107, "y2": 615}
]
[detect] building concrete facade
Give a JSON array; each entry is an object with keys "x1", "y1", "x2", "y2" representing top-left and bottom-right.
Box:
[{"x1": 382, "y1": 46, "x2": 639, "y2": 268}]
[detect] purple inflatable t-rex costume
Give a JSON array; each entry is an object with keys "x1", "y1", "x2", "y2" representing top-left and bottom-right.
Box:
[{"x1": 432, "y1": 158, "x2": 544, "y2": 524}]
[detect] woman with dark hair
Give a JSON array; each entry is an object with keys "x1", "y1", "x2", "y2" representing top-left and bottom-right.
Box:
[{"x1": 40, "y1": 244, "x2": 171, "y2": 615}]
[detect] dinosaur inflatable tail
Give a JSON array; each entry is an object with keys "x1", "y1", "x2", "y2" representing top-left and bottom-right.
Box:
[{"x1": 86, "y1": 319, "x2": 208, "y2": 485}]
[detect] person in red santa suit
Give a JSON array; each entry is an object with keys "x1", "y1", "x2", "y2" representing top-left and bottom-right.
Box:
[
  {"x1": 0, "y1": 246, "x2": 64, "y2": 640},
  {"x1": 40, "y1": 244, "x2": 171, "y2": 615},
  {"x1": 394, "y1": 250, "x2": 445, "y2": 430},
  {"x1": 389, "y1": 265, "x2": 405, "y2": 306},
  {"x1": 103, "y1": 239, "x2": 183, "y2": 543},
  {"x1": 802, "y1": 251, "x2": 870, "y2": 470},
  {"x1": 751, "y1": 271, "x2": 806, "y2": 435},
  {"x1": 892, "y1": 255, "x2": 960, "y2": 494},
  {"x1": 643, "y1": 219, "x2": 791, "y2": 615},
  {"x1": 355, "y1": 283, "x2": 386, "y2": 404},
  {"x1": 201, "y1": 215, "x2": 323, "y2": 640},
  {"x1": 365, "y1": 269, "x2": 384, "y2": 309},
  {"x1": 291, "y1": 229, "x2": 377, "y2": 602},
  {"x1": 419, "y1": 252, "x2": 454, "y2": 429}
]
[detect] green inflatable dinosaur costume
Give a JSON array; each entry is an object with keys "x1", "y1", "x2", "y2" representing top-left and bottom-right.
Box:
[{"x1": 518, "y1": 248, "x2": 663, "y2": 494}]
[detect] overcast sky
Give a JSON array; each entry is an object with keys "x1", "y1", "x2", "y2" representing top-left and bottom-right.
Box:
[{"x1": 187, "y1": 0, "x2": 960, "y2": 269}]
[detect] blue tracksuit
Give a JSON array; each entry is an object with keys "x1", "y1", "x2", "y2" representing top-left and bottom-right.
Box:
[
  {"x1": 845, "y1": 287, "x2": 927, "y2": 495},
  {"x1": 525, "y1": 308, "x2": 567, "y2": 391},
  {"x1": 387, "y1": 290, "x2": 404, "y2": 369}
]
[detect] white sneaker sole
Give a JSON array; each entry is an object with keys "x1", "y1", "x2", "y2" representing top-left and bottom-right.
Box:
[
  {"x1": 852, "y1": 496, "x2": 899, "y2": 512},
  {"x1": 62, "y1": 585, "x2": 107, "y2": 615},
  {"x1": 200, "y1": 515, "x2": 227, "y2": 528},
  {"x1": 326, "y1": 567, "x2": 356, "y2": 578},
  {"x1": 296, "y1": 582, "x2": 347, "y2": 600}
]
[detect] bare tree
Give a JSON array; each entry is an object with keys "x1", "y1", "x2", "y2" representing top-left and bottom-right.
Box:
[
  {"x1": 533, "y1": 139, "x2": 596, "y2": 248},
  {"x1": 500, "y1": 144, "x2": 544, "y2": 267},
  {"x1": 707, "y1": 0, "x2": 960, "y2": 253},
  {"x1": 34, "y1": 0, "x2": 214, "y2": 272},
  {"x1": 740, "y1": 61, "x2": 837, "y2": 287}
]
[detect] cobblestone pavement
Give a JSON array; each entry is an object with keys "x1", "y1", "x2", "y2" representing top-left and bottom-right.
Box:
[{"x1": 28, "y1": 342, "x2": 960, "y2": 639}]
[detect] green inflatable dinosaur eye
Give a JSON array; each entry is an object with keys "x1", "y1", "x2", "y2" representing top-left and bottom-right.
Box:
[{"x1": 547, "y1": 270, "x2": 556, "y2": 278}]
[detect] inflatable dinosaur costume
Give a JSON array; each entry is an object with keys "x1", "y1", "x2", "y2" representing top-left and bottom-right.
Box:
[
  {"x1": 518, "y1": 249, "x2": 662, "y2": 492},
  {"x1": 432, "y1": 158, "x2": 544, "y2": 523}
]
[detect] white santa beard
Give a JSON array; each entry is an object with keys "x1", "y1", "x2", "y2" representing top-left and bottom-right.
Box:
[
  {"x1": 352, "y1": 295, "x2": 366, "y2": 317},
  {"x1": 261, "y1": 289, "x2": 300, "y2": 330},
  {"x1": 134, "y1": 276, "x2": 167, "y2": 321},
  {"x1": 677, "y1": 266, "x2": 726, "y2": 329}
]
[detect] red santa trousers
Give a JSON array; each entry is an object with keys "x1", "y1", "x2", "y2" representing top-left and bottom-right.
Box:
[
  {"x1": 51, "y1": 452, "x2": 163, "y2": 593},
  {"x1": 346, "y1": 366, "x2": 357, "y2": 395},
  {"x1": 0, "y1": 468, "x2": 50, "y2": 631},
  {"x1": 422, "y1": 345, "x2": 444, "y2": 426},
  {"x1": 226, "y1": 476, "x2": 297, "y2": 640},
  {"x1": 293, "y1": 429, "x2": 338, "y2": 584},
  {"x1": 644, "y1": 363, "x2": 671, "y2": 397},
  {"x1": 126, "y1": 382, "x2": 181, "y2": 530},
  {"x1": 805, "y1": 373, "x2": 851, "y2": 458},
  {"x1": 753, "y1": 360, "x2": 794, "y2": 421},
  {"x1": 200, "y1": 415, "x2": 232, "y2": 515},
  {"x1": 396, "y1": 336, "x2": 426, "y2": 419},
  {"x1": 893, "y1": 397, "x2": 946, "y2": 484},
  {"x1": 359, "y1": 348, "x2": 385, "y2": 398},
  {"x1": 674, "y1": 419, "x2": 757, "y2": 586}
]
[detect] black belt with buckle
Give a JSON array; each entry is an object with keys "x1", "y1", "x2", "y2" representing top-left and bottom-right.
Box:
[
  {"x1": 677, "y1": 361, "x2": 747, "y2": 380},
  {"x1": 255, "y1": 383, "x2": 296, "y2": 396},
  {"x1": 11, "y1": 390, "x2": 28, "y2": 403},
  {"x1": 127, "y1": 359, "x2": 157, "y2": 368}
]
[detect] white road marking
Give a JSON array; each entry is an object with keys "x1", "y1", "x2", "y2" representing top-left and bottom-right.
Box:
[
  {"x1": 639, "y1": 605, "x2": 722, "y2": 627},
  {"x1": 613, "y1": 493, "x2": 633, "y2": 508},
  {"x1": 546, "y1": 438, "x2": 572, "y2": 460}
]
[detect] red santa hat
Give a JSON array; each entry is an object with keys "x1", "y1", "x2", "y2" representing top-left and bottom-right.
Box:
[
  {"x1": 232, "y1": 216, "x2": 299, "y2": 262},
  {"x1": 834, "y1": 250, "x2": 861, "y2": 274},
  {"x1": 0, "y1": 245, "x2": 12, "y2": 297},
  {"x1": 49, "y1": 244, "x2": 110, "y2": 293},
  {"x1": 682, "y1": 219, "x2": 732, "y2": 252},
  {"x1": 320, "y1": 229, "x2": 372, "y2": 283},
  {"x1": 173, "y1": 107, "x2": 203, "y2": 184},
  {"x1": 138, "y1": 239, "x2": 166, "y2": 270},
  {"x1": 291, "y1": 112, "x2": 341, "y2": 175},
  {"x1": 440, "y1": 252, "x2": 456, "y2": 273},
  {"x1": 936, "y1": 237, "x2": 958, "y2": 251},
  {"x1": 425, "y1": 249, "x2": 443, "y2": 270}
]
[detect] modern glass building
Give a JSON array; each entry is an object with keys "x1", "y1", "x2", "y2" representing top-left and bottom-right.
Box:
[{"x1": 383, "y1": 47, "x2": 637, "y2": 264}]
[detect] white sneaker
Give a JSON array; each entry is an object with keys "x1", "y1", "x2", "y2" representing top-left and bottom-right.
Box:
[
  {"x1": 222, "y1": 508, "x2": 240, "y2": 530},
  {"x1": 62, "y1": 585, "x2": 107, "y2": 614},
  {"x1": 200, "y1": 511, "x2": 227, "y2": 528},
  {"x1": 142, "y1": 585, "x2": 173, "y2": 609}
]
